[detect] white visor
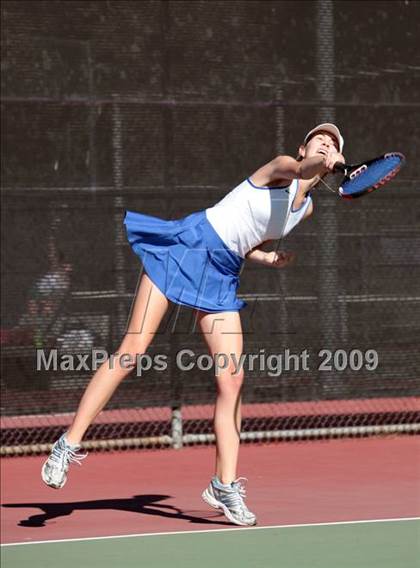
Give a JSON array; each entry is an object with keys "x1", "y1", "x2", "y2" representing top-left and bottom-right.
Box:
[{"x1": 303, "y1": 123, "x2": 344, "y2": 153}]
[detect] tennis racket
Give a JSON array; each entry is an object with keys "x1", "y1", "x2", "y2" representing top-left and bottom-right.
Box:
[{"x1": 331, "y1": 152, "x2": 405, "y2": 199}]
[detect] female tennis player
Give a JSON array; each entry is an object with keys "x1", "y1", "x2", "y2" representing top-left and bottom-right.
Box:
[{"x1": 41, "y1": 123, "x2": 345, "y2": 527}]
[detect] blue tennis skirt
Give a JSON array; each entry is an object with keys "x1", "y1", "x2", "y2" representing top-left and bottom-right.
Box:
[{"x1": 123, "y1": 209, "x2": 247, "y2": 313}]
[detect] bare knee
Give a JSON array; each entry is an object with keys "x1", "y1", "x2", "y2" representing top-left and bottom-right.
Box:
[
  {"x1": 119, "y1": 332, "x2": 151, "y2": 354},
  {"x1": 113, "y1": 333, "x2": 150, "y2": 372},
  {"x1": 216, "y1": 367, "x2": 244, "y2": 397}
]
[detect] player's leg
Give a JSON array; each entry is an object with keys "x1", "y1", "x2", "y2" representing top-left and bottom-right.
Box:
[
  {"x1": 42, "y1": 273, "x2": 169, "y2": 488},
  {"x1": 65, "y1": 273, "x2": 169, "y2": 445},
  {"x1": 197, "y1": 310, "x2": 256, "y2": 526},
  {"x1": 197, "y1": 310, "x2": 243, "y2": 483}
]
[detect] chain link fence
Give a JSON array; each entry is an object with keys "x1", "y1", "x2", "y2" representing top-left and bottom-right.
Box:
[{"x1": 2, "y1": 0, "x2": 420, "y2": 455}]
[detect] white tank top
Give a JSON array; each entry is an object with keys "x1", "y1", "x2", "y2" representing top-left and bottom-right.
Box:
[{"x1": 205, "y1": 177, "x2": 312, "y2": 258}]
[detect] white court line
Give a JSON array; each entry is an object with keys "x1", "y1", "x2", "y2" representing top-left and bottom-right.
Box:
[{"x1": 2, "y1": 516, "x2": 419, "y2": 547}]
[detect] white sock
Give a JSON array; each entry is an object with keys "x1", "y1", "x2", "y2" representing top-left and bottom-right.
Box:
[
  {"x1": 214, "y1": 476, "x2": 232, "y2": 489},
  {"x1": 63, "y1": 433, "x2": 79, "y2": 449}
]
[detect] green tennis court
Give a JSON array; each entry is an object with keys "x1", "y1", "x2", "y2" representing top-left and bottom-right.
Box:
[{"x1": 2, "y1": 519, "x2": 419, "y2": 568}]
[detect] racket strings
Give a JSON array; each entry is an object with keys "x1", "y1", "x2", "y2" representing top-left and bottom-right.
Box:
[
  {"x1": 341, "y1": 155, "x2": 403, "y2": 195},
  {"x1": 318, "y1": 154, "x2": 403, "y2": 198}
]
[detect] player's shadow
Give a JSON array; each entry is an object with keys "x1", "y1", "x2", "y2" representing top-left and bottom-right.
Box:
[{"x1": 2, "y1": 494, "x2": 232, "y2": 528}]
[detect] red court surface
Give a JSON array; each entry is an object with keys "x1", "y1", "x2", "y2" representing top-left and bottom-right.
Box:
[{"x1": 1, "y1": 436, "x2": 419, "y2": 544}]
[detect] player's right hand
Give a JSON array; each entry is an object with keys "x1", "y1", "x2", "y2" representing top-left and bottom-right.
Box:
[{"x1": 324, "y1": 150, "x2": 345, "y2": 172}]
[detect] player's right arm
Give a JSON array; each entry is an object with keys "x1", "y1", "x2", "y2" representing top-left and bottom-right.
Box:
[{"x1": 250, "y1": 154, "x2": 330, "y2": 187}]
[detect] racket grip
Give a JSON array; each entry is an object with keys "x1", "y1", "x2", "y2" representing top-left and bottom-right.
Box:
[{"x1": 333, "y1": 162, "x2": 346, "y2": 173}]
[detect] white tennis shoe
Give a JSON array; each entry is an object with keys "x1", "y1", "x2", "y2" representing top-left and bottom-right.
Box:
[
  {"x1": 41, "y1": 433, "x2": 87, "y2": 489},
  {"x1": 202, "y1": 476, "x2": 257, "y2": 526}
]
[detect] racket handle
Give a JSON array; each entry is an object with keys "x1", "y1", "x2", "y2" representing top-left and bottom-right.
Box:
[{"x1": 333, "y1": 162, "x2": 346, "y2": 173}]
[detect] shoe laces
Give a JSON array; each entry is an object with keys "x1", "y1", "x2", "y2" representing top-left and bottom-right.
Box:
[
  {"x1": 231, "y1": 477, "x2": 255, "y2": 518},
  {"x1": 220, "y1": 486, "x2": 246, "y2": 512},
  {"x1": 50, "y1": 438, "x2": 88, "y2": 468},
  {"x1": 232, "y1": 477, "x2": 248, "y2": 499},
  {"x1": 215, "y1": 477, "x2": 249, "y2": 514}
]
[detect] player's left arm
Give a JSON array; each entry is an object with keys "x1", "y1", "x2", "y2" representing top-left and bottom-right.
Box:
[
  {"x1": 245, "y1": 245, "x2": 269, "y2": 265},
  {"x1": 246, "y1": 241, "x2": 295, "y2": 268}
]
